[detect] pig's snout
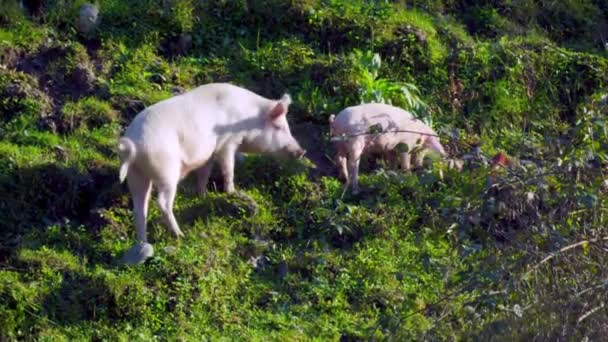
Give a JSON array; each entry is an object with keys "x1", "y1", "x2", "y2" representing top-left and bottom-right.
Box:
[
  {"x1": 284, "y1": 142, "x2": 306, "y2": 160},
  {"x1": 291, "y1": 147, "x2": 306, "y2": 160}
]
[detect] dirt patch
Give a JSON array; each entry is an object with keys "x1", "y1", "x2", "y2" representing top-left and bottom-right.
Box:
[
  {"x1": 13, "y1": 42, "x2": 107, "y2": 132},
  {"x1": 291, "y1": 121, "x2": 336, "y2": 177}
]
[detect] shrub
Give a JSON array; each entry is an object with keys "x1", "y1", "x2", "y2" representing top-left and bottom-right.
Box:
[
  {"x1": 104, "y1": 41, "x2": 173, "y2": 108},
  {"x1": 348, "y1": 49, "x2": 431, "y2": 121},
  {"x1": 0, "y1": 69, "x2": 52, "y2": 133},
  {"x1": 60, "y1": 97, "x2": 118, "y2": 133},
  {"x1": 0, "y1": 271, "x2": 43, "y2": 340}
]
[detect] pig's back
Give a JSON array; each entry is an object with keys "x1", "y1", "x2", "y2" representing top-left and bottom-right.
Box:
[
  {"x1": 124, "y1": 93, "x2": 198, "y2": 142},
  {"x1": 186, "y1": 83, "x2": 270, "y2": 122},
  {"x1": 333, "y1": 103, "x2": 415, "y2": 134},
  {"x1": 126, "y1": 83, "x2": 270, "y2": 139}
]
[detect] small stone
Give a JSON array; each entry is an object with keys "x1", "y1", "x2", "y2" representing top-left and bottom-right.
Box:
[
  {"x1": 163, "y1": 246, "x2": 177, "y2": 255},
  {"x1": 76, "y1": 3, "x2": 100, "y2": 36}
]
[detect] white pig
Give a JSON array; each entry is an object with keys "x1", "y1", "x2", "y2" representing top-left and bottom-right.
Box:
[
  {"x1": 118, "y1": 83, "x2": 306, "y2": 263},
  {"x1": 329, "y1": 103, "x2": 446, "y2": 193}
]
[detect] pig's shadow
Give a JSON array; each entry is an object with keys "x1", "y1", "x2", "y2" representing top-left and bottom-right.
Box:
[
  {"x1": 0, "y1": 162, "x2": 119, "y2": 264},
  {"x1": 212, "y1": 117, "x2": 262, "y2": 136},
  {"x1": 178, "y1": 192, "x2": 259, "y2": 226}
]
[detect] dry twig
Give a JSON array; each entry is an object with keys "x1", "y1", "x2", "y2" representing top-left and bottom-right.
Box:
[{"x1": 532, "y1": 237, "x2": 608, "y2": 270}]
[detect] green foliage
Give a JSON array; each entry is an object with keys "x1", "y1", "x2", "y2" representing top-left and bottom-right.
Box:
[
  {"x1": 384, "y1": 8, "x2": 448, "y2": 64},
  {"x1": 304, "y1": 0, "x2": 392, "y2": 51},
  {"x1": 0, "y1": 70, "x2": 52, "y2": 135},
  {"x1": 0, "y1": 0, "x2": 25, "y2": 26},
  {"x1": 0, "y1": 270, "x2": 45, "y2": 339},
  {"x1": 348, "y1": 49, "x2": 432, "y2": 122},
  {"x1": 104, "y1": 41, "x2": 172, "y2": 105},
  {"x1": 60, "y1": 97, "x2": 118, "y2": 133},
  {"x1": 168, "y1": 0, "x2": 195, "y2": 33},
  {"x1": 462, "y1": 5, "x2": 520, "y2": 38}
]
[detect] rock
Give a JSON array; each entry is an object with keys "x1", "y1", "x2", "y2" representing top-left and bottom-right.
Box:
[
  {"x1": 163, "y1": 246, "x2": 177, "y2": 255},
  {"x1": 121, "y1": 242, "x2": 154, "y2": 265},
  {"x1": 76, "y1": 3, "x2": 100, "y2": 36}
]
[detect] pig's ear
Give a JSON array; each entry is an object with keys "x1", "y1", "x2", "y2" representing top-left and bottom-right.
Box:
[
  {"x1": 268, "y1": 94, "x2": 291, "y2": 121},
  {"x1": 280, "y1": 94, "x2": 292, "y2": 107}
]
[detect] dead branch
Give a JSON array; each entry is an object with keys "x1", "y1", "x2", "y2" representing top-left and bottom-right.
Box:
[
  {"x1": 577, "y1": 303, "x2": 605, "y2": 325},
  {"x1": 532, "y1": 237, "x2": 608, "y2": 270}
]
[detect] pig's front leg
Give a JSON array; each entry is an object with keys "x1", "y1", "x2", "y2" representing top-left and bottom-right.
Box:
[
  {"x1": 196, "y1": 159, "x2": 214, "y2": 195},
  {"x1": 399, "y1": 152, "x2": 411, "y2": 171},
  {"x1": 336, "y1": 143, "x2": 348, "y2": 181},
  {"x1": 413, "y1": 150, "x2": 428, "y2": 169},
  {"x1": 217, "y1": 145, "x2": 237, "y2": 193}
]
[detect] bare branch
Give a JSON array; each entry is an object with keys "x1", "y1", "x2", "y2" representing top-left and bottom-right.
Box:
[
  {"x1": 532, "y1": 237, "x2": 608, "y2": 270},
  {"x1": 577, "y1": 303, "x2": 605, "y2": 325}
]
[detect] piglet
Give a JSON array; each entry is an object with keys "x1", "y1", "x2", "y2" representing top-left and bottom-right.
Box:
[
  {"x1": 329, "y1": 103, "x2": 446, "y2": 193},
  {"x1": 118, "y1": 83, "x2": 306, "y2": 264}
]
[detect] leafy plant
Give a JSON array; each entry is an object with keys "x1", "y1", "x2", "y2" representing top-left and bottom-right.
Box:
[{"x1": 349, "y1": 49, "x2": 432, "y2": 123}]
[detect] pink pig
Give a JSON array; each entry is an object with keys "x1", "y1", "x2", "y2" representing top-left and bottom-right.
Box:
[
  {"x1": 329, "y1": 103, "x2": 447, "y2": 193},
  {"x1": 118, "y1": 83, "x2": 305, "y2": 263}
]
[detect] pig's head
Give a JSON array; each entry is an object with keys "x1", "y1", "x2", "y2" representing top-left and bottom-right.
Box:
[
  {"x1": 256, "y1": 94, "x2": 306, "y2": 159},
  {"x1": 423, "y1": 135, "x2": 448, "y2": 157}
]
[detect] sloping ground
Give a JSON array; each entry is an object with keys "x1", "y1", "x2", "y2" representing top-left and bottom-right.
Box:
[{"x1": 1, "y1": 0, "x2": 608, "y2": 339}]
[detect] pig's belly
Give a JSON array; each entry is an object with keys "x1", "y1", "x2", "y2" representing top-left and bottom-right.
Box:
[
  {"x1": 179, "y1": 159, "x2": 209, "y2": 179},
  {"x1": 178, "y1": 134, "x2": 216, "y2": 178},
  {"x1": 364, "y1": 134, "x2": 397, "y2": 153}
]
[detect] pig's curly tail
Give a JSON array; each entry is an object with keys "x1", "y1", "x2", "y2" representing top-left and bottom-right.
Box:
[{"x1": 118, "y1": 137, "x2": 136, "y2": 183}]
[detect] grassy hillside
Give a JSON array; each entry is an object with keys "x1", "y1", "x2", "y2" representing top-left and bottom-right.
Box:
[{"x1": 1, "y1": 0, "x2": 608, "y2": 339}]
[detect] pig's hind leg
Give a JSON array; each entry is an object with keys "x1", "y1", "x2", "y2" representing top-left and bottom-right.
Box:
[
  {"x1": 127, "y1": 168, "x2": 152, "y2": 243},
  {"x1": 196, "y1": 159, "x2": 214, "y2": 195},
  {"x1": 122, "y1": 168, "x2": 154, "y2": 265},
  {"x1": 155, "y1": 164, "x2": 185, "y2": 238},
  {"x1": 335, "y1": 143, "x2": 348, "y2": 181}
]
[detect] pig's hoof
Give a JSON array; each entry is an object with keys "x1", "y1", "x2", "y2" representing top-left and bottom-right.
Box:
[
  {"x1": 171, "y1": 228, "x2": 185, "y2": 238},
  {"x1": 122, "y1": 242, "x2": 154, "y2": 265}
]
